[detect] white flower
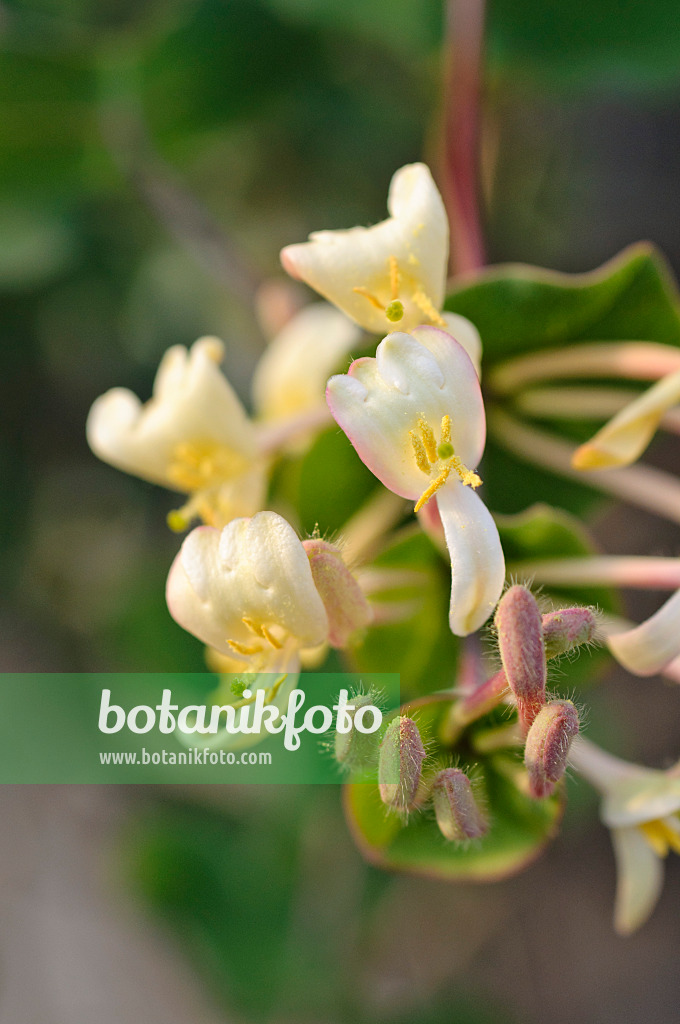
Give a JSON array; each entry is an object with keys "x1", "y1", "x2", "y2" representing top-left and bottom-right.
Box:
[
  {"x1": 607, "y1": 588, "x2": 680, "y2": 676},
  {"x1": 87, "y1": 305, "x2": 361, "y2": 529},
  {"x1": 166, "y1": 513, "x2": 329, "y2": 671},
  {"x1": 573, "y1": 367, "x2": 680, "y2": 470},
  {"x1": 570, "y1": 737, "x2": 680, "y2": 934},
  {"x1": 326, "y1": 326, "x2": 505, "y2": 636},
  {"x1": 281, "y1": 163, "x2": 450, "y2": 336}
]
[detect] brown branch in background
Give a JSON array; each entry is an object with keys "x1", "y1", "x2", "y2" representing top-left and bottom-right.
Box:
[
  {"x1": 101, "y1": 108, "x2": 263, "y2": 305},
  {"x1": 441, "y1": 0, "x2": 487, "y2": 275}
]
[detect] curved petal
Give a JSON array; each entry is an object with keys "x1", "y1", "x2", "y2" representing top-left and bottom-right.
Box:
[
  {"x1": 87, "y1": 337, "x2": 257, "y2": 488},
  {"x1": 607, "y1": 588, "x2": 680, "y2": 676},
  {"x1": 573, "y1": 367, "x2": 680, "y2": 470},
  {"x1": 252, "y1": 302, "x2": 362, "y2": 421},
  {"x1": 326, "y1": 330, "x2": 486, "y2": 499},
  {"x1": 603, "y1": 772, "x2": 680, "y2": 828},
  {"x1": 439, "y1": 313, "x2": 482, "y2": 378},
  {"x1": 281, "y1": 163, "x2": 448, "y2": 334},
  {"x1": 611, "y1": 825, "x2": 664, "y2": 935},
  {"x1": 436, "y1": 480, "x2": 506, "y2": 636}
]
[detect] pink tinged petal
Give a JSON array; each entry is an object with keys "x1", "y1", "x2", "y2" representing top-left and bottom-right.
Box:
[
  {"x1": 607, "y1": 588, "x2": 680, "y2": 676},
  {"x1": 436, "y1": 480, "x2": 506, "y2": 636},
  {"x1": 573, "y1": 367, "x2": 680, "y2": 470},
  {"x1": 251, "y1": 302, "x2": 362, "y2": 422},
  {"x1": 611, "y1": 826, "x2": 665, "y2": 935},
  {"x1": 326, "y1": 330, "x2": 486, "y2": 500}
]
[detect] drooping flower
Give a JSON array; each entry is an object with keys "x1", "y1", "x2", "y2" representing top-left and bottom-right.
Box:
[
  {"x1": 326, "y1": 325, "x2": 505, "y2": 636},
  {"x1": 166, "y1": 511, "x2": 371, "y2": 672},
  {"x1": 570, "y1": 737, "x2": 680, "y2": 934},
  {"x1": 572, "y1": 367, "x2": 680, "y2": 470},
  {"x1": 87, "y1": 304, "x2": 361, "y2": 529}
]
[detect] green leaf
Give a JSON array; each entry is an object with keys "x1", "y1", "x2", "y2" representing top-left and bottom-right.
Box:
[
  {"x1": 487, "y1": 0, "x2": 680, "y2": 93},
  {"x1": 345, "y1": 696, "x2": 563, "y2": 881},
  {"x1": 445, "y1": 243, "x2": 680, "y2": 365},
  {"x1": 297, "y1": 425, "x2": 379, "y2": 536}
]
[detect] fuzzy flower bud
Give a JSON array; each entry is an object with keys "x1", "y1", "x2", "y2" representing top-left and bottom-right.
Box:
[
  {"x1": 378, "y1": 716, "x2": 426, "y2": 813},
  {"x1": 432, "y1": 767, "x2": 488, "y2": 842},
  {"x1": 333, "y1": 693, "x2": 377, "y2": 770},
  {"x1": 542, "y1": 607, "x2": 597, "y2": 659},
  {"x1": 524, "y1": 699, "x2": 580, "y2": 799},
  {"x1": 302, "y1": 539, "x2": 372, "y2": 647},
  {"x1": 495, "y1": 585, "x2": 546, "y2": 732}
]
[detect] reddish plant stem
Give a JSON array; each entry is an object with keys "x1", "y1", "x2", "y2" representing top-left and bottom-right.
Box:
[{"x1": 442, "y1": 0, "x2": 487, "y2": 274}]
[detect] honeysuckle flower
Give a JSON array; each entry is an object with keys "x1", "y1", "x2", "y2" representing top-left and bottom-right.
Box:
[
  {"x1": 281, "y1": 163, "x2": 451, "y2": 336},
  {"x1": 166, "y1": 511, "x2": 371, "y2": 673},
  {"x1": 326, "y1": 325, "x2": 505, "y2": 636},
  {"x1": 607, "y1": 588, "x2": 680, "y2": 676},
  {"x1": 88, "y1": 305, "x2": 360, "y2": 530},
  {"x1": 570, "y1": 737, "x2": 680, "y2": 934},
  {"x1": 572, "y1": 367, "x2": 680, "y2": 470}
]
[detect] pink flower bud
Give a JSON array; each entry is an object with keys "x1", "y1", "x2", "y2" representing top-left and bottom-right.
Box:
[
  {"x1": 524, "y1": 699, "x2": 580, "y2": 799},
  {"x1": 432, "y1": 767, "x2": 488, "y2": 841},
  {"x1": 495, "y1": 585, "x2": 546, "y2": 732},
  {"x1": 303, "y1": 539, "x2": 372, "y2": 648},
  {"x1": 542, "y1": 607, "x2": 597, "y2": 659},
  {"x1": 378, "y1": 716, "x2": 426, "y2": 813}
]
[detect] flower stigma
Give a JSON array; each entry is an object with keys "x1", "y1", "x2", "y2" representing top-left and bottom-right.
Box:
[
  {"x1": 352, "y1": 255, "x2": 446, "y2": 329},
  {"x1": 410, "y1": 413, "x2": 482, "y2": 512}
]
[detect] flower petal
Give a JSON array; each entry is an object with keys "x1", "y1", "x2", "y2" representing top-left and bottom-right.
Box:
[
  {"x1": 326, "y1": 330, "x2": 485, "y2": 500},
  {"x1": 607, "y1": 588, "x2": 680, "y2": 675},
  {"x1": 166, "y1": 513, "x2": 329, "y2": 658},
  {"x1": 281, "y1": 163, "x2": 448, "y2": 334},
  {"x1": 252, "y1": 302, "x2": 362, "y2": 421},
  {"x1": 611, "y1": 825, "x2": 665, "y2": 935},
  {"x1": 573, "y1": 367, "x2": 680, "y2": 470},
  {"x1": 602, "y1": 772, "x2": 680, "y2": 828},
  {"x1": 436, "y1": 479, "x2": 506, "y2": 636},
  {"x1": 439, "y1": 313, "x2": 482, "y2": 378},
  {"x1": 87, "y1": 337, "x2": 257, "y2": 488}
]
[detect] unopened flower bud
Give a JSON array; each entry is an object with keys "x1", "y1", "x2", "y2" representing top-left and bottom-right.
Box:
[
  {"x1": 303, "y1": 539, "x2": 372, "y2": 648},
  {"x1": 432, "y1": 767, "x2": 488, "y2": 841},
  {"x1": 495, "y1": 585, "x2": 546, "y2": 732},
  {"x1": 524, "y1": 699, "x2": 580, "y2": 799},
  {"x1": 378, "y1": 716, "x2": 426, "y2": 813},
  {"x1": 542, "y1": 607, "x2": 597, "y2": 659},
  {"x1": 334, "y1": 693, "x2": 377, "y2": 770}
]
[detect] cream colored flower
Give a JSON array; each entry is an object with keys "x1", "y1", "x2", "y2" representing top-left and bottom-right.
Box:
[
  {"x1": 571, "y1": 737, "x2": 680, "y2": 934},
  {"x1": 327, "y1": 326, "x2": 505, "y2": 635},
  {"x1": 607, "y1": 588, "x2": 680, "y2": 676},
  {"x1": 281, "y1": 163, "x2": 450, "y2": 336}
]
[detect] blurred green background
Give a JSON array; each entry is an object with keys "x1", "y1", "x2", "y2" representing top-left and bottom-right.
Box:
[{"x1": 1, "y1": 0, "x2": 680, "y2": 1021}]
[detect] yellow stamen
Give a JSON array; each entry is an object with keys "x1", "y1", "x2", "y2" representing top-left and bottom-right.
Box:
[
  {"x1": 261, "y1": 625, "x2": 282, "y2": 649},
  {"x1": 352, "y1": 286, "x2": 385, "y2": 312},
  {"x1": 441, "y1": 414, "x2": 451, "y2": 444},
  {"x1": 640, "y1": 817, "x2": 680, "y2": 856},
  {"x1": 414, "y1": 465, "x2": 451, "y2": 513},
  {"x1": 410, "y1": 431, "x2": 430, "y2": 474},
  {"x1": 389, "y1": 255, "x2": 400, "y2": 300},
  {"x1": 418, "y1": 417, "x2": 438, "y2": 462},
  {"x1": 412, "y1": 290, "x2": 447, "y2": 328},
  {"x1": 228, "y1": 639, "x2": 262, "y2": 656},
  {"x1": 241, "y1": 616, "x2": 283, "y2": 650},
  {"x1": 167, "y1": 439, "x2": 247, "y2": 492}
]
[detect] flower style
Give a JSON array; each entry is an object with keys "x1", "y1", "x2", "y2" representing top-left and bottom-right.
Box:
[
  {"x1": 281, "y1": 164, "x2": 450, "y2": 333},
  {"x1": 570, "y1": 737, "x2": 680, "y2": 934},
  {"x1": 326, "y1": 325, "x2": 505, "y2": 636},
  {"x1": 87, "y1": 304, "x2": 361, "y2": 529},
  {"x1": 166, "y1": 511, "x2": 371, "y2": 673}
]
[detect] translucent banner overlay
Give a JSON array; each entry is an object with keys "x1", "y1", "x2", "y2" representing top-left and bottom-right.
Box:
[{"x1": 0, "y1": 673, "x2": 400, "y2": 783}]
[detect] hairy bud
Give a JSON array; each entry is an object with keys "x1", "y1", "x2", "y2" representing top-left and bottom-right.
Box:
[
  {"x1": 378, "y1": 716, "x2": 426, "y2": 813},
  {"x1": 524, "y1": 699, "x2": 580, "y2": 798},
  {"x1": 333, "y1": 693, "x2": 377, "y2": 770},
  {"x1": 432, "y1": 767, "x2": 488, "y2": 842},
  {"x1": 542, "y1": 607, "x2": 597, "y2": 659},
  {"x1": 495, "y1": 585, "x2": 546, "y2": 732},
  {"x1": 303, "y1": 539, "x2": 372, "y2": 648}
]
